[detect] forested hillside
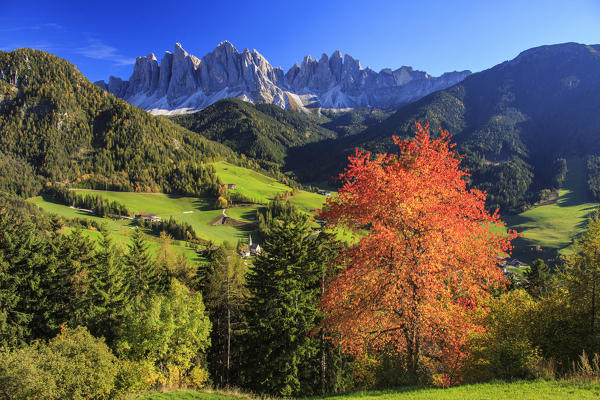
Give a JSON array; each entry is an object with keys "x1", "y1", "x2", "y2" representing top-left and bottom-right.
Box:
[
  {"x1": 287, "y1": 43, "x2": 600, "y2": 212},
  {"x1": 0, "y1": 48, "x2": 244, "y2": 197},
  {"x1": 170, "y1": 98, "x2": 336, "y2": 166}
]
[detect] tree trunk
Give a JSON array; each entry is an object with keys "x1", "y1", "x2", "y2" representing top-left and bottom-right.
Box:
[{"x1": 404, "y1": 328, "x2": 420, "y2": 382}]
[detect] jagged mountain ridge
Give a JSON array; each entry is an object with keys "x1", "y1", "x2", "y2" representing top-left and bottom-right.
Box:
[{"x1": 96, "y1": 41, "x2": 470, "y2": 114}]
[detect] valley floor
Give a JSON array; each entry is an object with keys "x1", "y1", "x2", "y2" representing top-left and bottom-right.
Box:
[
  {"x1": 505, "y1": 157, "x2": 600, "y2": 263},
  {"x1": 139, "y1": 380, "x2": 600, "y2": 400},
  {"x1": 27, "y1": 162, "x2": 328, "y2": 258}
]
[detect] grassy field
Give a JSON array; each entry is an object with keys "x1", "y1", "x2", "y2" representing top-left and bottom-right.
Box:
[
  {"x1": 31, "y1": 192, "x2": 256, "y2": 245},
  {"x1": 504, "y1": 158, "x2": 599, "y2": 262},
  {"x1": 211, "y1": 161, "x2": 291, "y2": 203},
  {"x1": 29, "y1": 195, "x2": 201, "y2": 259},
  {"x1": 28, "y1": 164, "x2": 330, "y2": 252},
  {"x1": 211, "y1": 161, "x2": 328, "y2": 211},
  {"x1": 139, "y1": 380, "x2": 600, "y2": 400},
  {"x1": 290, "y1": 191, "x2": 331, "y2": 213}
]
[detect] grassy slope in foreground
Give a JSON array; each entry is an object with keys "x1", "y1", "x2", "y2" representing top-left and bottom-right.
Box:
[
  {"x1": 504, "y1": 158, "x2": 599, "y2": 261},
  {"x1": 139, "y1": 380, "x2": 600, "y2": 400}
]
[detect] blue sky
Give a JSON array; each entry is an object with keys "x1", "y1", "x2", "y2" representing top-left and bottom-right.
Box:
[{"x1": 1, "y1": 0, "x2": 599, "y2": 82}]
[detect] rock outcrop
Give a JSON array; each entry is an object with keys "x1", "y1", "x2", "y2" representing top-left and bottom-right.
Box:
[{"x1": 96, "y1": 42, "x2": 470, "y2": 114}]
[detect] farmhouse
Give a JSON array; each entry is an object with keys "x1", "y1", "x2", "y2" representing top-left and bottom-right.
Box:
[
  {"x1": 221, "y1": 184, "x2": 237, "y2": 189},
  {"x1": 499, "y1": 257, "x2": 527, "y2": 268},
  {"x1": 134, "y1": 212, "x2": 161, "y2": 222}
]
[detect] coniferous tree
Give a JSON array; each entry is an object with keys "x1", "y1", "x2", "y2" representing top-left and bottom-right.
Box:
[
  {"x1": 156, "y1": 231, "x2": 197, "y2": 289},
  {"x1": 244, "y1": 213, "x2": 330, "y2": 396},
  {"x1": 126, "y1": 228, "x2": 163, "y2": 298},
  {"x1": 525, "y1": 259, "x2": 552, "y2": 298},
  {"x1": 88, "y1": 227, "x2": 130, "y2": 345},
  {"x1": 40, "y1": 229, "x2": 96, "y2": 337},
  {"x1": 0, "y1": 203, "x2": 46, "y2": 346}
]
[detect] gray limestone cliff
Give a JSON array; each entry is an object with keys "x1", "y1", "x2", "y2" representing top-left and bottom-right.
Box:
[{"x1": 95, "y1": 42, "x2": 470, "y2": 114}]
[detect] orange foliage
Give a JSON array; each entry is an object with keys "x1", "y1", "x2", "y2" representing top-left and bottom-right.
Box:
[{"x1": 319, "y1": 122, "x2": 518, "y2": 382}]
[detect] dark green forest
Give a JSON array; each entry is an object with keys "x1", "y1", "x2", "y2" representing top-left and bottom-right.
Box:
[
  {"x1": 285, "y1": 43, "x2": 600, "y2": 212},
  {"x1": 0, "y1": 49, "x2": 284, "y2": 198},
  {"x1": 170, "y1": 98, "x2": 336, "y2": 166}
]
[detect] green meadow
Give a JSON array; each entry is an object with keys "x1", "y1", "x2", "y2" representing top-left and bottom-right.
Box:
[
  {"x1": 31, "y1": 192, "x2": 256, "y2": 245},
  {"x1": 211, "y1": 161, "x2": 292, "y2": 203},
  {"x1": 212, "y1": 161, "x2": 329, "y2": 212},
  {"x1": 139, "y1": 380, "x2": 600, "y2": 400},
  {"x1": 28, "y1": 163, "x2": 330, "y2": 251},
  {"x1": 29, "y1": 195, "x2": 201, "y2": 259},
  {"x1": 504, "y1": 158, "x2": 600, "y2": 261}
]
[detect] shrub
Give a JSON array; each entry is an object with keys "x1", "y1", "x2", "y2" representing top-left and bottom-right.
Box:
[
  {"x1": 461, "y1": 290, "x2": 542, "y2": 382},
  {"x1": 0, "y1": 326, "x2": 118, "y2": 400}
]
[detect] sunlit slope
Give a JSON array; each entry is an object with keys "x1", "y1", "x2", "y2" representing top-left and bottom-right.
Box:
[
  {"x1": 211, "y1": 161, "x2": 328, "y2": 210},
  {"x1": 28, "y1": 195, "x2": 201, "y2": 259},
  {"x1": 505, "y1": 158, "x2": 599, "y2": 259},
  {"x1": 29, "y1": 163, "x2": 330, "y2": 246},
  {"x1": 31, "y1": 193, "x2": 255, "y2": 244},
  {"x1": 211, "y1": 161, "x2": 291, "y2": 203}
]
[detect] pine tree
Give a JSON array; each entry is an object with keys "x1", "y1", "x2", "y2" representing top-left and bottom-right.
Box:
[
  {"x1": 244, "y1": 213, "x2": 329, "y2": 396},
  {"x1": 0, "y1": 205, "x2": 46, "y2": 346},
  {"x1": 40, "y1": 229, "x2": 97, "y2": 336},
  {"x1": 156, "y1": 231, "x2": 196, "y2": 288},
  {"x1": 126, "y1": 229, "x2": 162, "y2": 298},
  {"x1": 525, "y1": 258, "x2": 552, "y2": 298},
  {"x1": 88, "y1": 227, "x2": 130, "y2": 345}
]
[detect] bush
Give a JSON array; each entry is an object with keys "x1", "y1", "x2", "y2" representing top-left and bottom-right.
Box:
[
  {"x1": 462, "y1": 290, "x2": 542, "y2": 382},
  {"x1": 0, "y1": 326, "x2": 118, "y2": 400}
]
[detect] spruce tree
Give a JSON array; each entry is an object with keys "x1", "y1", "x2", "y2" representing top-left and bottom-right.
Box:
[
  {"x1": 88, "y1": 227, "x2": 130, "y2": 345},
  {"x1": 126, "y1": 229, "x2": 162, "y2": 298},
  {"x1": 525, "y1": 258, "x2": 551, "y2": 298},
  {"x1": 40, "y1": 229, "x2": 97, "y2": 336},
  {"x1": 244, "y1": 213, "x2": 327, "y2": 396},
  {"x1": 0, "y1": 205, "x2": 45, "y2": 346}
]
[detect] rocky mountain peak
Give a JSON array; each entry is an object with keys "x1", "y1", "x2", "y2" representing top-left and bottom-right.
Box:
[{"x1": 96, "y1": 42, "x2": 471, "y2": 114}]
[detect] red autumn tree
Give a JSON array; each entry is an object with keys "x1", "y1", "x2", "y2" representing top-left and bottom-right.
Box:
[{"x1": 320, "y1": 122, "x2": 517, "y2": 382}]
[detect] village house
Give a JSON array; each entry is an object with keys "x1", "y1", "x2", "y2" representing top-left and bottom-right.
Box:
[
  {"x1": 498, "y1": 257, "x2": 527, "y2": 281},
  {"x1": 220, "y1": 184, "x2": 237, "y2": 190},
  {"x1": 499, "y1": 257, "x2": 527, "y2": 268},
  {"x1": 134, "y1": 212, "x2": 161, "y2": 222}
]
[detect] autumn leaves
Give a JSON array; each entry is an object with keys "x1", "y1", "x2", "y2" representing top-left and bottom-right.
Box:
[{"x1": 319, "y1": 123, "x2": 518, "y2": 383}]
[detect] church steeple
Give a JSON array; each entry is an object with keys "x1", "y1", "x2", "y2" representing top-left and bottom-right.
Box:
[{"x1": 248, "y1": 234, "x2": 253, "y2": 247}]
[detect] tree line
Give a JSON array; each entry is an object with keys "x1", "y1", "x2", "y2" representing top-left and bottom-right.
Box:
[
  {"x1": 0, "y1": 190, "x2": 352, "y2": 398},
  {"x1": 45, "y1": 185, "x2": 131, "y2": 217}
]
